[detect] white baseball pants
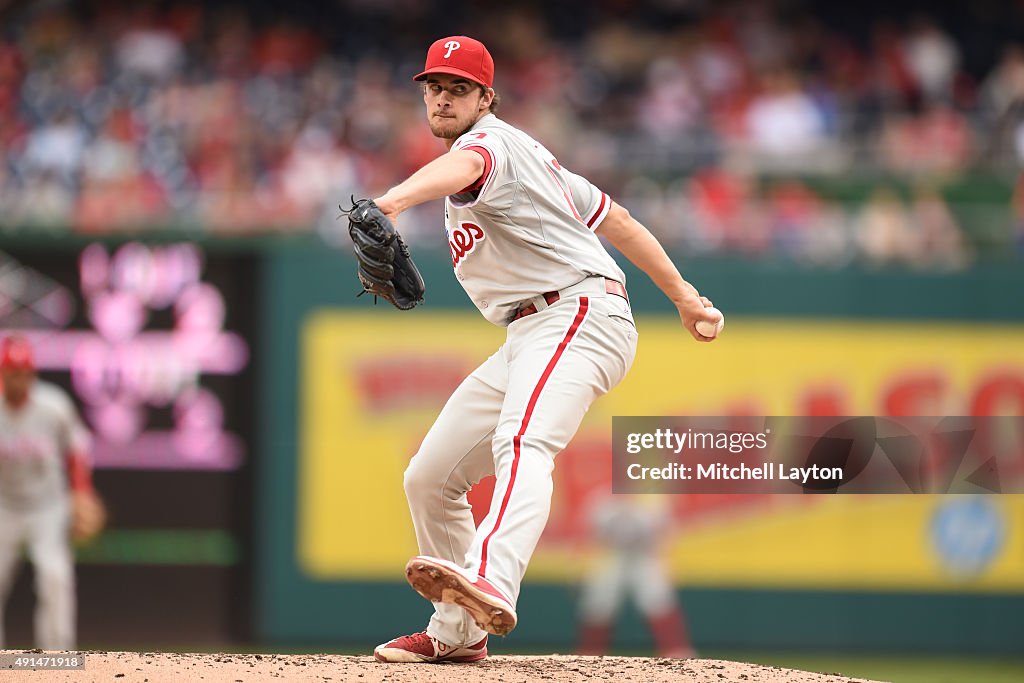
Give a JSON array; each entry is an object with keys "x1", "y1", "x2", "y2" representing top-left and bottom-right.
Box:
[
  {"x1": 0, "y1": 499, "x2": 75, "y2": 650},
  {"x1": 404, "y1": 281, "x2": 638, "y2": 647},
  {"x1": 578, "y1": 552, "x2": 679, "y2": 622}
]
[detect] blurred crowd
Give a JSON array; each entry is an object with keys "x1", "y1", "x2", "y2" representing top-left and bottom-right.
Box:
[{"x1": 1, "y1": 0, "x2": 1022, "y2": 266}]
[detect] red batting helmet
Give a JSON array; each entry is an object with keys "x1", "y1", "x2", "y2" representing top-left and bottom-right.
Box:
[
  {"x1": 0, "y1": 336, "x2": 35, "y2": 371},
  {"x1": 414, "y1": 36, "x2": 495, "y2": 88}
]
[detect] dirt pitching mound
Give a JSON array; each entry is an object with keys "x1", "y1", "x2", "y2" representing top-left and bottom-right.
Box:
[{"x1": 11, "y1": 651, "x2": 887, "y2": 683}]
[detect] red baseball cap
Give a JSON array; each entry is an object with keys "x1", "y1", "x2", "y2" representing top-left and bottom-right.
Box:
[
  {"x1": 0, "y1": 336, "x2": 34, "y2": 371},
  {"x1": 414, "y1": 36, "x2": 495, "y2": 88}
]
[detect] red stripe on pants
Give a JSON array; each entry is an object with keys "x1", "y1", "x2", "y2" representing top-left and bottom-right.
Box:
[{"x1": 478, "y1": 297, "x2": 590, "y2": 578}]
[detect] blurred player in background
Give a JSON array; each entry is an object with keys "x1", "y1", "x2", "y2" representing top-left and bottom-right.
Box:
[
  {"x1": 576, "y1": 494, "x2": 695, "y2": 658},
  {"x1": 0, "y1": 336, "x2": 106, "y2": 651}
]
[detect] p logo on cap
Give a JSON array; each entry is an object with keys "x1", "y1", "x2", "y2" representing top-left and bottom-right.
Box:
[{"x1": 414, "y1": 35, "x2": 494, "y2": 88}]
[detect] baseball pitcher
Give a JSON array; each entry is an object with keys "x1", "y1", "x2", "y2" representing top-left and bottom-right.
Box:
[
  {"x1": 0, "y1": 336, "x2": 105, "y2": 651},
  {"x1": 359, "y1": 36, "x2": 721, "y2": 663}
]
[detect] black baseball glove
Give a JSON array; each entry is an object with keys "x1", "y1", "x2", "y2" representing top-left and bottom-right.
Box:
[{"x1": 343, "y1": 197, "x2": 425, "y2": 310}]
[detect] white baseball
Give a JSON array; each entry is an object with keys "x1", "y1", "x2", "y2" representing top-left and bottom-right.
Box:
[{"x1": 695, "y1": 307, "x2": 724, "y2": 338}]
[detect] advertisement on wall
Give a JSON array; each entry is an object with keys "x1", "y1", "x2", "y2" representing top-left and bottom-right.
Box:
[{"x1": 299, "y1": 311, "x2": 1024, "y2": 593}]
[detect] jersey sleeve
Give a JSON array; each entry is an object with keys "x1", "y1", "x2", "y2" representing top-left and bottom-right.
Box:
[
  {"x1": 52, "y1": 389, "x2": 91, "y2": 456},
  {"x1": 448, "y1": 132, "x2": 511, "y2": 210},
  {"x1": 560, "y1": 167, "x2": 611, "y2": 231}
]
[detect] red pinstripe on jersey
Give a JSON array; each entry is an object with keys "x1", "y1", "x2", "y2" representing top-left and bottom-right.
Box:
[
  {"x1": 478, "y1": 297, "x2": 591, "y2": 577},
  {"x1": 545, "y1": 166, "x2": 583, "y2": 222}
]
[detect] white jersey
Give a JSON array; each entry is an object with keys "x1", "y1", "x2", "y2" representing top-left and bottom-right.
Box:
[
  {"x1": 0, "y1": 381, "x2": 90, "y2": 510},
  {"x1": 444, "y1": 114, "x2": 625, "y2": 326}
]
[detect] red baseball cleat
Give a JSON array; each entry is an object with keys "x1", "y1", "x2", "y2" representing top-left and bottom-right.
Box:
[
  {"x1": 404, "y1": 555, "x2": 518, "y2": 636},
  {"x1": 373, "y1": 631, "x2": 488, "y2": 663}
]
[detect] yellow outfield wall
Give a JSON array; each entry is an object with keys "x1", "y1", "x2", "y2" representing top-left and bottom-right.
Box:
[{"x1": 298, "y1": 310, "x2": 1024, "y2": 592}]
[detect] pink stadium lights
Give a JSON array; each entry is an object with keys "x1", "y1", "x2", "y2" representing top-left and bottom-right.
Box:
[{"x1": 5, "y1": 242, "x2": 249, "y2": 471}]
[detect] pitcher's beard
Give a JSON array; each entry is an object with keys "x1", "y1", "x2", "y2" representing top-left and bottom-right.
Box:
[{"x1": 429, "y1": 118, "x2": 474, "y2": 140}]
